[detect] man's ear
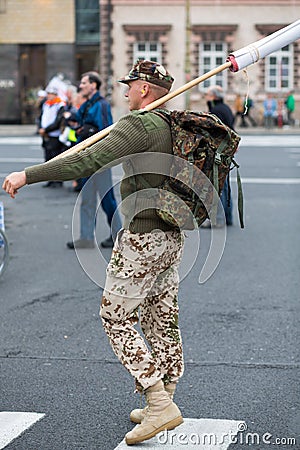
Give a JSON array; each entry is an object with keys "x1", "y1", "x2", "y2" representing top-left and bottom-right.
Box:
[{"x1": 140, "y1": 84, "x2": 148, "y2": 95}]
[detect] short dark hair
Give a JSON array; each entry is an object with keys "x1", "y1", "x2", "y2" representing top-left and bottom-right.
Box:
[{"x1": 81, "y1": 71, "x2": 102, "y2": 90}]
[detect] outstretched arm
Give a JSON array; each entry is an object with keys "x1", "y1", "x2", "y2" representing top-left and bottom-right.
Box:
[
  {"x1": 2, "y1": 113, "x2": 149, "y2": 199},
  {"x1": 2, "y1": 171, "x2": 27, "y2": 199}
]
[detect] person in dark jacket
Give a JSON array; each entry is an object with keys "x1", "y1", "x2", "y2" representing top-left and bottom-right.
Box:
[{"x1": 204, "y1": 85, "x2": 235, "y2": 227}]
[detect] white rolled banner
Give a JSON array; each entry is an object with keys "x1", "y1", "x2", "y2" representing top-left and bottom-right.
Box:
[{"x1": 228, "y1": 19, "x2": 300, "y2": 72}]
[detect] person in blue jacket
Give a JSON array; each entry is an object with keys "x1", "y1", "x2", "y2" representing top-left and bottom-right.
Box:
[{"x1": 67, "y1": 72, "x2": 122, "y2": 249}]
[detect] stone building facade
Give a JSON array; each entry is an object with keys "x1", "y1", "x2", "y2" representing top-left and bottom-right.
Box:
[
  {"x1": 103, "y1": 0, "x2": 300, "y2": 124},
  {"x1": 0, "y1": 0, "x2": 299, "y2": 124}
]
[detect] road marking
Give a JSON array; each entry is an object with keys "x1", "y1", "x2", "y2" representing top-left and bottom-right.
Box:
[
  {"x1": 115, "y1": 418, "x2": 244, "y2": 449},
  {"x1": 0, "y1": 412, "x2": 45, "y2": 449},
  {"x1": 0, "y1": 158, "x2": 44, "y2": 163},
  {"x1": 0, "y1": 135, "x2": 298, "y2": 147},
  {"x1": 240, "y1": 177, "x2": 300, "y2": 184},
  {"x1": 0, "y1": 137, "x2": 41, "y2": 145},
  {"x1": 239, "y1": 135, "x2": 300, "y2": 147}
]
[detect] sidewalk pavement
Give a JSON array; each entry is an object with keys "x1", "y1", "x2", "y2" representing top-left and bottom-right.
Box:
[{"x1": 0, "y1": 124, "x2": 299, "y2": 137}]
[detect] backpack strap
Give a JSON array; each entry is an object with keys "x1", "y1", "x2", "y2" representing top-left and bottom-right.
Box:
[
  {"x1": 151, "y1": 109, "x2": 171, "y2": 126},
  {"x1": 231, "y1": 160, "x2": 244, "y2": 228}
]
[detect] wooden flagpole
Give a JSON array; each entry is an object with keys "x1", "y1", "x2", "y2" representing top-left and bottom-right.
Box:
[{"x1": 53, "y1": 61, "x2": 232, "y2": 160}]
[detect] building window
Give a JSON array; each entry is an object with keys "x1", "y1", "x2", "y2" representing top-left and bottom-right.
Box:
[
  {"x1": 265, "y1": 44, "x2": 293, "y2": 91},
  {"x1": 133, "y1": 42, "x2": 162, "y2": 63},
  {"x1": 199, "y1": 42, "x2": 228, "y2": 91},
  {"x1": 122, "y1": 25, "x2": 172, "y2": 73},
  {"x1": 75, "y1": 0, "x2": 100, "y2": 44}
]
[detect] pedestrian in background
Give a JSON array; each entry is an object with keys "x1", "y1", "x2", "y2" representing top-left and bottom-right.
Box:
[
  {"x1": 59, "y1": 89, "x2": 86, "y2": 183},
  {"x1": 203, "y1": 85, "x2": 234, "y2": 227},
  {"x1": 3, "y1": 60, "x2": 185, "y2": 445},
  {"x1": 64, "y1": 85, "x2": 79, "y2": 117},
  {"x1": 39, "y1": 87, "x2": 66, "y2": 188},
  {"x1": 35, "y1": 89, "x2": 47, "y2": 134},
  {"x1": 58, "y1": 86, "x2": 79, "y2": 148},
  {"x1": 263, "y1": 93, "x2": 277, "y2": 129},
  {"x1": 285, "y1": 90, "x2": 295, "y2": 126},
  {"x1": 234, "y1": 93, "x2": 247, "y2": 127},
  {"x1": 66, "y1": 71, "x2": 122, "y2": 249},
  {"x1": 244, "y1": 96, "x2": 257, "y2": 127}
]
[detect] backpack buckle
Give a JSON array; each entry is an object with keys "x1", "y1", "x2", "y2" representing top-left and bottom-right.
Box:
[{"x1": 214, "y1": 152, "x2": 222, "y2": 165}]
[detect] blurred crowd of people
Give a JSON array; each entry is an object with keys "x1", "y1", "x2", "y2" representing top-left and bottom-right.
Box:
[
  {"x1": 233, "y1": 90, "x2": 296, "y2": 129},
  {"x1": 35, "y1": 72, "x2": 122, "y2": 249}
]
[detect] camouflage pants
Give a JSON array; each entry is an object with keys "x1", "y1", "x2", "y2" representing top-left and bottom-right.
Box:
[{"x1": 100, "y1": 229, "x2": 185, "y2": 390}]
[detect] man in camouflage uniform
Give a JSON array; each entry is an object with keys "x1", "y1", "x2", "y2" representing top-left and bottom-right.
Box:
[{"x1": 3, "y1": 60, "x2": 185, "y2": 445}]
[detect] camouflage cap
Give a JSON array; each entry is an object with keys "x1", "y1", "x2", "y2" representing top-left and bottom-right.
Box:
[{"x1": 119, "y1": 60, "x2": 174, "y2": 91}]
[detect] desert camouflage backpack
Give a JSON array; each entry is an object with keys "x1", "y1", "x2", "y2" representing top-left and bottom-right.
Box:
[{"x1": 153, "y1": 109, "x2": 244, "y2": 230}]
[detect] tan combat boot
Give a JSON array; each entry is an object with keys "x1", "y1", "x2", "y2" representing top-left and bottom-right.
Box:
[
  {"x1": 125, "y1": 380, "x2": 183, "y2": 446},
  {"x1": 130, "y1": 382, "x2": 177, "y2": 424}
]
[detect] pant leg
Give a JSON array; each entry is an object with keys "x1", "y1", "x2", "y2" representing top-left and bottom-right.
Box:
[
  {"x1": 94, "y1": 170, "x2": 122, "y2": 240},
  {"x1": 216, "y1": 176, "x2": 232, "y2": 226},
  {"x1": 140, "y1": 261, "x2": 184, "y2": 386},
  {"x1": 100, "y1": 229, "x2": 184, "y2": 390},
  {"x1": 80, "y1": 177, "x2": 97, "y2": 240},
  {"x1": 222, "y1": 177, "x2": 233, "y2": 225},
  {"x1": 43, "y1": 137, "x2": 60, "y2": 162},
  {"x1": 42, "y1": 138, "x2": 51, "y2": 162}
]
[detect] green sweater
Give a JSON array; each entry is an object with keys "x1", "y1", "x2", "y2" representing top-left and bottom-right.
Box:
[
  {"x1": 285, "y1": 94, "x2": 295, "y2": 113},
  {"x1": 25, "y1": 110, "x2": 175, "y2": 233}
]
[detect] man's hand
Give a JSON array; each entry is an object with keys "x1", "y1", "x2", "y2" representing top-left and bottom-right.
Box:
[{"x1": 2, "y1": 171, "x2": 27, "y2": 199}]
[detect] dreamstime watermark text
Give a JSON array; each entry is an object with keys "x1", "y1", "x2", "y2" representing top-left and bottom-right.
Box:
[{"x1": 157, "y1": 422, "x2": 297, "y2": 446}]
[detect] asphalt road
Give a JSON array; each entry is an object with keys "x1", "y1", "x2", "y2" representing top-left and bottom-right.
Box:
[{"x1": 0, "y1": 133, "x2": 299, "y2": 449}]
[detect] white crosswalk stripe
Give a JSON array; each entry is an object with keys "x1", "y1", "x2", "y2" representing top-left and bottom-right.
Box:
[
  {"x1": 0, "y1": 134, "x2": 299, "y2": 147},
  {"x1": 0, "y1": 158, "x2": 44, "y2": 163},
  {"x1": 240, "y1": 177, "x2": 300, "y2": 184},
  {"x1": 0, "y1": 412, "x2": 45, "y2": 449},
  {"x1": 0, "y1": 137, "x2": 41, "y2": 145},
  {"x1": 239, "y1": 135, "x2": 299, "y2": 147}
]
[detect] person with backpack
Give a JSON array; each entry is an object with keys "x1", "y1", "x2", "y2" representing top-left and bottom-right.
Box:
[
  {"x1": 3, "y1": 60, "x2": 185, "y2": 445},
  {"x1": 66, "y1": 71, "x2": 122, "y2": 249}
]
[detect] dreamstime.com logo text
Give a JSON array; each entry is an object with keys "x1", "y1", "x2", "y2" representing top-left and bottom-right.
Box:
[{"x1": 157, "y1": 422, "x2": 297, "y2": 446}]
